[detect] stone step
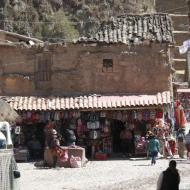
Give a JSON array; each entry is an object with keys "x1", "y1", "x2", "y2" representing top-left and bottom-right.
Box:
[
  {"x1": 173, "y1": 32, "x2": 190, "y2": 46},
  {"x1": 174, "y1": 70, "x2": 186, "y2": 82},
  {"x1": 170, "y1": 14, "x2": 188, "y2": 17},
  {"x1": 173, "y1": 59, "x2": 187, "y2": 70},
  {"x1": 170, "y1": 15, "x2": 189, "y2": 31},
  {"x1": 173, "y1": 31, "x2": 189, "y2": 34}
]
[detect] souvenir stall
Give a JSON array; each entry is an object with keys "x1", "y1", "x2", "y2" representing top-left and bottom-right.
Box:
[{"x1": 12, "y1": 105, "x2": 172, "y2": 160}]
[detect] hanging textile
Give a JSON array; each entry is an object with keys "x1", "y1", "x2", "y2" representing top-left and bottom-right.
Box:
[{"x1": 174, "y1": 101, "x2": 186, "y2": 128}]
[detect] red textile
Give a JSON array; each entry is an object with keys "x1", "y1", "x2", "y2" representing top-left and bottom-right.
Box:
[
  {"x1": 174, "y1": 105, "x2": 186, "y2": 128},
  {"x1": 168, "y1": 140, "x2": 176, "y2": 155}
]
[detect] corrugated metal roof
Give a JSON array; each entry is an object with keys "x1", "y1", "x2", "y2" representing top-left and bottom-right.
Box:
[
  {"x1": 79, "y1": 14, "x2": 174, "y2": 44},
  {"x1": 1, "y1": 91, "x2": 171, "y2": 111}
]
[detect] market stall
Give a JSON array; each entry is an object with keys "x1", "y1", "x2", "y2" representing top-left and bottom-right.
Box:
[{"x1": 12, "y1": 107, "x2": 172, "y2": 160}]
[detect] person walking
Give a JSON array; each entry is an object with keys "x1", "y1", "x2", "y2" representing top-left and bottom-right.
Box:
[
  {"x1": 157, "y1": 160, "x2": 180, "y2": 190},
  {"x1": 147, "y1": 135, "x2": 160, "y2": 165},
  {"x1": 185, "y1": 130, "x2": 190, "y2": 160},
  {"x1": 177, "y1": 128, "x2": 185, "y2": 158}
]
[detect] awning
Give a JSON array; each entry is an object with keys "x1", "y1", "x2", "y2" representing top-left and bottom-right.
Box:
[
  {"x1": 1, "y1": 91, "x2": 171, "y2": 111},
  {"x1": 177, "y1": 88, "x2": 190, "y2": 93}
]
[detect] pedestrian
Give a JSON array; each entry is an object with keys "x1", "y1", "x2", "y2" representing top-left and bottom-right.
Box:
[
  {"x1": 147, "y1": 134, "x2": 160, "y2": 165},
  {"x1": 157, "y1": 160, "x2": 180, "y2": 190},
  {"x1": 185, "y1": 130, "x2": 190, "y2": 160},
  {"x1": 44, "y1": 120, "x2": 61, "y2": 167},
  {"x1": 120, "y1": 126, "x2": 133, "y2": 157},
  {"x1": 177, "y1": 128, "x2": 185, "y2": 158}
]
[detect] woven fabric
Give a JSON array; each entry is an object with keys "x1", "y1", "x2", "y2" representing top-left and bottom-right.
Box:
[{"x1": 0, "y1": 150, "x2": 18, "y2": 190}]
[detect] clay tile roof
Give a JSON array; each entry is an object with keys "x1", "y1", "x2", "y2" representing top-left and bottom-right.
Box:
[
  {"x1": 79, "y1": 14, "x2": 174, "y2": 44},
  {"x1": 1, "y1": 91, "x2": 171, "y2": 111}
]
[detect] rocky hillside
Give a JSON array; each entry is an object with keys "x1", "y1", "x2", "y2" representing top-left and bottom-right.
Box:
[{"x1": 0, "y1": 0, "x2": 155, "y2": 42}]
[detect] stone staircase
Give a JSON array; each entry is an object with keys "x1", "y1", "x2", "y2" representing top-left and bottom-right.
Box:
[{"x1": 170, "y1": 14, "x2": 189, "y2": 83}]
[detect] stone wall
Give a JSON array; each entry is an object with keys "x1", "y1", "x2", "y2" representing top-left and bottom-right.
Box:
[{"x1": 0, "y1": 43, "x2": 171, "y2": 96}]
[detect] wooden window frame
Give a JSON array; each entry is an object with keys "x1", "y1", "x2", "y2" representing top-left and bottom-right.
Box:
[
  {"x1": 102, "y1": 59, "x2": 113, "y2": 72},
  {"x1": 36, "y1": 53, "x2": 52, "y2": 81}
]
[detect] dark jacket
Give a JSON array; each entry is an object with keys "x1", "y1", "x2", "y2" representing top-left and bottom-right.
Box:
[
  {"x1": 160, "y1": 168, "x2": 180, "y2": 190},
  {"x1": 64, "y1": 129, "x2": 76, "y2": 142}
]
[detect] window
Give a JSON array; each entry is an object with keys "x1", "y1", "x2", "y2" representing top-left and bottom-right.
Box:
[
  {"x1": 36, "y1": 53, "x2": 52, "y2": 81},
  {"x1": 102, "y1": 59, "x2": 113, "y2": 72}
]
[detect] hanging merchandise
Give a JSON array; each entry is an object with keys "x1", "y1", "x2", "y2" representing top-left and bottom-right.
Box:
[
  {"x1": 26, "y1": 111, "x2": 32, "y2": 120},
  {"x1": 22, "y1": 112, "x2": 27, "y2": 121},
  {"x1": 54, "y1": 111, "x2": 60, "y2": 121},
  {"x1": 39, "y1": 112, "x2": 45, "y2": 122},
  {"x1": 137, "y1": 111, "x2": 143, "y2": 121},
  {"x1": 103, "y1": 137, "x2": 112, "y2": 154},
  {"x1": 132, "y1": 111, "x2": 137, "y2": 120},
  {"x1": 59, "y1": 111, "x2": 64, "y2": 119},
  {"x1": 89, "y1": 112, "x2": 99, "y2": 121},
  {"x1": 143, "y1": 110, "x2": 150, "y2": 121},
  {"x1": 45, "y1": 112, "x2": 51, "y2": 121},
  {"x1": 76, "y1": 119, "x2": 86, "y2": 136},
  {"x1": 122, "y1": 111, "x2": 128, "y2": 122},
  {"x1": 112, "y1": 111, "x2": 117, "y2": 120},
  {"x1": 35, "y1": 112, "x2": 40, "y2": 121},
  {"x1": 89, "y1": 130, "x2": 101, "y2": 139},
  {"x1": 31, "y1": 112, "x2": 36, "y2": 121},
  {"x1": 106, "y1": 111, "x2": 113, "y2": 119},
  {"x1": 150, "y1": 110, "x2": 156, "y2": 120},
  {"x1": 116, "y1": 111, "x2": 123, "y2": 121},
  {"x1": 87, "y1": 121, "x2": 100, "y2": 130},
  {"x1": 174, "y1": 101, "x2": 186, "y2": 128},
  {"x1": 50, "y1": 112, "x2": 54, "y2": 120},
  {"x1": 76, "y1": 111, "x2": 81, "y2": 118},
  {"x1": 64, "y1": 111, "x2": 69, "y2": 119},
  {"x1": 103, "y1": 125, "x2": 109, "y2": 133},
  {"x1": 156, "y1": 109, "x2": 163, "y2": 119},
  {"x1": 100, "y1": 111, "x2": 106, "y2": 118},
  {"x1": 69, "y1": 118, "x2": 76, "y2": 129},
  {"x1": 69, "y1": 111, "x2": 74, "y2": 119}
]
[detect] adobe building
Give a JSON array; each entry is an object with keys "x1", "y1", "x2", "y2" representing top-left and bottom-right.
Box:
[{"x1": 0, "y1": 14, "x2": 175, "y2": 159}]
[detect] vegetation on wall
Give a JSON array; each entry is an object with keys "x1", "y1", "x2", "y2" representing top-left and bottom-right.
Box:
[{"x1": 0, "y1": 0, "x2": 155, "y2": 42}]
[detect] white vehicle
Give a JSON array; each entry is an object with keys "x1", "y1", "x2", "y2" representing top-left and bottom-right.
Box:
[{"x1": 0, "y1": 121, "x2": 20, "y2": 190}]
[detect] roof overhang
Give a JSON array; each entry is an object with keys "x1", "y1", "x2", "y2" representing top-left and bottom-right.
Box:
[{"x1": 0, "y1": 91, "x2": 171, "y2": 111}]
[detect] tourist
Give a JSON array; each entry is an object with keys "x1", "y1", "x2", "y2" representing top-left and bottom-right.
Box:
[
  {"x1": 177, "y1": 128, "x2": 185, "y2": 158},
  {"x1": 157, "y1": 160, "x2": 180, "y2": 190},
  {"x1": 147, "y1": 134, "x2": 160, "y2": 165},
  {"x1": 185, "y1": 130, "x2": 190, "y2": 160}
]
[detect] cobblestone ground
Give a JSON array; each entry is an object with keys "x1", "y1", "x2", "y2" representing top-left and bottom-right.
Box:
[{"x1": 18, "y1": 158, "x2": 190, "y2": 190}]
